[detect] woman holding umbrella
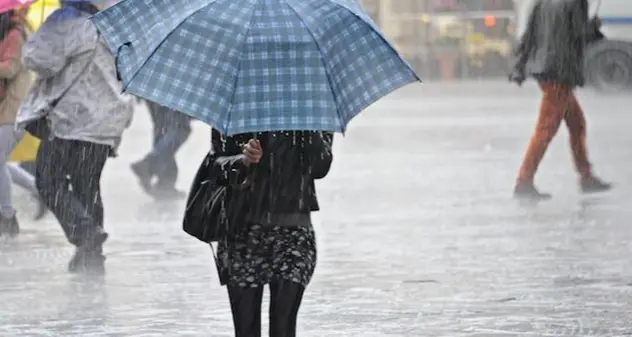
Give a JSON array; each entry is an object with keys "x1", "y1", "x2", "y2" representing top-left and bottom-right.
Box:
[{"x1": 208, "y1": 129, "x2": 333, "y2": 336}]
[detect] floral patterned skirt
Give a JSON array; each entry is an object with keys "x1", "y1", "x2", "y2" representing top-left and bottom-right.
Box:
[{"x1": 216, "y1": 224, "x2": 317, "y2": 288}]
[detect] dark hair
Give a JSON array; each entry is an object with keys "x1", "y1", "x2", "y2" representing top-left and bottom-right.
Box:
[
  {"x1": 61, "y1": 1, "x2": 100, "y2": 15},
  {"x1": 0, "y1": 10, "x2": 18, "y2": 42}
]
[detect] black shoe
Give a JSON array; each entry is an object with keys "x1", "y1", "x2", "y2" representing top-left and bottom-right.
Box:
[
  {"x1": 0, "y1": 214, "x2": 19, "y2": 237},
  {"x1": 131, "y1": 160, "x2": 153, "y2": 193},
  {"x1": 68, "y1": 250, "x2": 106, "y2": 275},
  {"x1": 514, "y1": 183, "x2": 552, "y2": 201},
  {"x1": 581, "y1": 176, "x2": 612, "y2": 194},
  {"x1": 68, "y1": 228, "x2": 108, "y2": 274}
]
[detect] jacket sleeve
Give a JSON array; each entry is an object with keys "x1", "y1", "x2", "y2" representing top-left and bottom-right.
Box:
[
  {"x1": 585, "y1": 18, "x2": 605, "y2": 43},
  {"x1": 514, "y1": 3, "x2": 539, "y2": 72},
  {"x1": 0, "y1": 29, "x2": 24, "y2": 79},
  {"x1": 210, "y1": 129, "x2": 248, "y2": 185},
  {"x1": 569, "y1": 0, "x2": 589, "y2": 46},
  {"x1": 254, "y1": 131, "x2": 334, "y2": 180},
  {"x1": 305, "y1": 131, "x2": 333, "y2": 179}
]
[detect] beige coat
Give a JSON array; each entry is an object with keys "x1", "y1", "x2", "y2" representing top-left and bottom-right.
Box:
[{"x1": 0, "y1": 28, "x2": 30, "y2": 126}]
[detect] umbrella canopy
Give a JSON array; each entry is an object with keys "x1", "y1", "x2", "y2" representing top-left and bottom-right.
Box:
[
  {"x1": 0, "y1": 0, "x2": 35, "y2": 14},
  {"x1": 92, "y1": 0, "x2": 420, "y2": 135}
]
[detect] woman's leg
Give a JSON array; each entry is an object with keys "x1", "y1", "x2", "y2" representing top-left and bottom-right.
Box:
[
  {"x1": 565, "y1": 93, "x2": 611, "y2": 192},
  {"x1": 517, "y1": 82, "x2": 570, "y2": 184},
  {"x1": 0, "y1": 126, "x2": 22, "y2": 227},
  {"x1": 36, "y1": 138, "x2": 94, "y2": 245},
  {"x1": 59, "y1": 140, "x2": 110, "y2": 273},
  {"x1": 67, "y1": 140, "x2": 109, "y2": 235},
  {"x1": 152, "y1": 109, "x2": 191, "y2": 190},
  {"x1": 19, "y1": 160, "x2": 37, "y2": 176},
  {"x1": 269, "y1": 280, "x2": 306, "y2": 337},
  {"x1": 564, "y1": 92, "x2": 592, "y2": 179},
  {"x1": 10, "y1": 162, "x2": 48, "y2": 220},
  {"x1": 7, "y1": 162, "x2": 37, "y2": 195},
  {"x1": 228, "y1": 286, "x2": 264, "y2": 337},
  {"x1": 515, "y1": 81, "x2": 570, "y2": 198},
  {"x1": 36, "y1": 138, "x2": 73, "y2": 235}
]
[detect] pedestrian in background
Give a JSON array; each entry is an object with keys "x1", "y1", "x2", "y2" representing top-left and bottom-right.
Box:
[
  {"x1": 510, "y1": 0, "x2": 611, "y2": 200},
  {"x1": 9, "y1": 5, "x2": 48, "y2": 221},
  {"x1": 16, "y1": 1, "x2": 133, "y2": 273},
  {"x1": 0, "y1": 9, "x2": 31, "y2": 236},
  {"x1": 131, "y1": 100, "x2": 191, "y2": 200}
]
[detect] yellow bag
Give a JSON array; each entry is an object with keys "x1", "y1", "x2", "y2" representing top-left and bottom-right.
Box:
[
  {"x1": 10, "y1": 133, "x2": 40, "y2": 162},
  {"x1": 8, "y1": 1, "x2": 59, "y2": 163},
  {"x1": 26, "y1": 0, "x2": 60, "y2": 31}
]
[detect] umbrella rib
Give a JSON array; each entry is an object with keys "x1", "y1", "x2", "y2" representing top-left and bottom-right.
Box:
[
  {"x1": 284, "y1": 1, "x2": 344, "y2": 133},
  {"x1": 224, "y1": 1, "x2": 260, "y2": 135}
]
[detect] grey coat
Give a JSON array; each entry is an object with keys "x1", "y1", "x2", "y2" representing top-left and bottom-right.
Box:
[
  {"x1": 514, "y1": 0, "x2": 589, "y2": 88},
  {"x1": 15, "y1": 7, "x2": 133, "y2": 148}
]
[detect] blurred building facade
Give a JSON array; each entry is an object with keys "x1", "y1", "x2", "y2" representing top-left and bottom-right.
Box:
[{"x1": 359, "y1": 0, "x2": 519, "y2": 81}]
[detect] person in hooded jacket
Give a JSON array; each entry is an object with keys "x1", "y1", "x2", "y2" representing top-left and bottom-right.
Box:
[
  {"x1": 510, "y1": 0, "x2": 611, "y2": 200},
  {"x1": 16, "y1": 1, "x2": 133, "y2": 273},
  {"x1": 206, "y1": 129, "x2": 332, "y2": 337}
]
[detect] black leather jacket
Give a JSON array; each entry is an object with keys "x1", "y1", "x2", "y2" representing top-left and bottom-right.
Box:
[{"x1": 212, "y1": 129, "x2": 333, "y2": 227}]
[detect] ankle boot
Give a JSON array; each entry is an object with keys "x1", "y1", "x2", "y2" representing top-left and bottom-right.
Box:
[
  {"x1": 0, "y1": 213, "x2": 19, "y2": 237},
  {"x1": 68, "y1": 227, "x2": 108, "y2": 274},
  {"x1": 581, "y1": 176, "x2": 612, "y2": 194},
  {"x1": 514, "y1": 182, "x2": 552, "y2": 201}
]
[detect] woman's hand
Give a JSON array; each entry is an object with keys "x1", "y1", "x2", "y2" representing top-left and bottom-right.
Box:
[
  {"x1": 509, "y1": 68, "x2": 525, "y2": 86},
  {"x1": 242, "y1": 139, "x2": 262, "y2": 166}
]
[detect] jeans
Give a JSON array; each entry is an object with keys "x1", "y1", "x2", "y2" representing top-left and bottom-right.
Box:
[
  {"x1": 145, "y1": 101, "x2": 192, "y2": 187},
  {"x1": 8, "y1": 163, "x2": 37, "y2": 196},
  {"x1": 0, "y1": 125, "x2": 24, "y2": 218},
  {"x1": 36, "y1": 138, "x2": 110, "y2": 246}
]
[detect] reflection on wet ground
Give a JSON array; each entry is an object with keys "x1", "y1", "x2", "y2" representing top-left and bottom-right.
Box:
[{"x1": 2, "y1": 82, "x2": 632, "y2": 336}]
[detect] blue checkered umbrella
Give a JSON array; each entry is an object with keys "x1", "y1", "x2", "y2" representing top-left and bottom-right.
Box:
[{"x1": 92, "y1": 0, "x2": 420, "y2": 135}]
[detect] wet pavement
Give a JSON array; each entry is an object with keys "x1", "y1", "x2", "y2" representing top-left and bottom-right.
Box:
[{"x1": 2, "y1": 81, "x2": 632, "y2": 336}]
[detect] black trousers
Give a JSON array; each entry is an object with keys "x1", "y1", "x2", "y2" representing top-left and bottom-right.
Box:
[
  {"x1": 228, "y1": 280, "x2": 305, "y2": 337},
  {"x1": 35, "y1": 138, "x2": 109, "y2": 247}
]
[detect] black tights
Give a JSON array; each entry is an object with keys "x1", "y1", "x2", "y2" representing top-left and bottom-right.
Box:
[{"x1": 228, "y1": 280, "x2": 305, "y2": 337}]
